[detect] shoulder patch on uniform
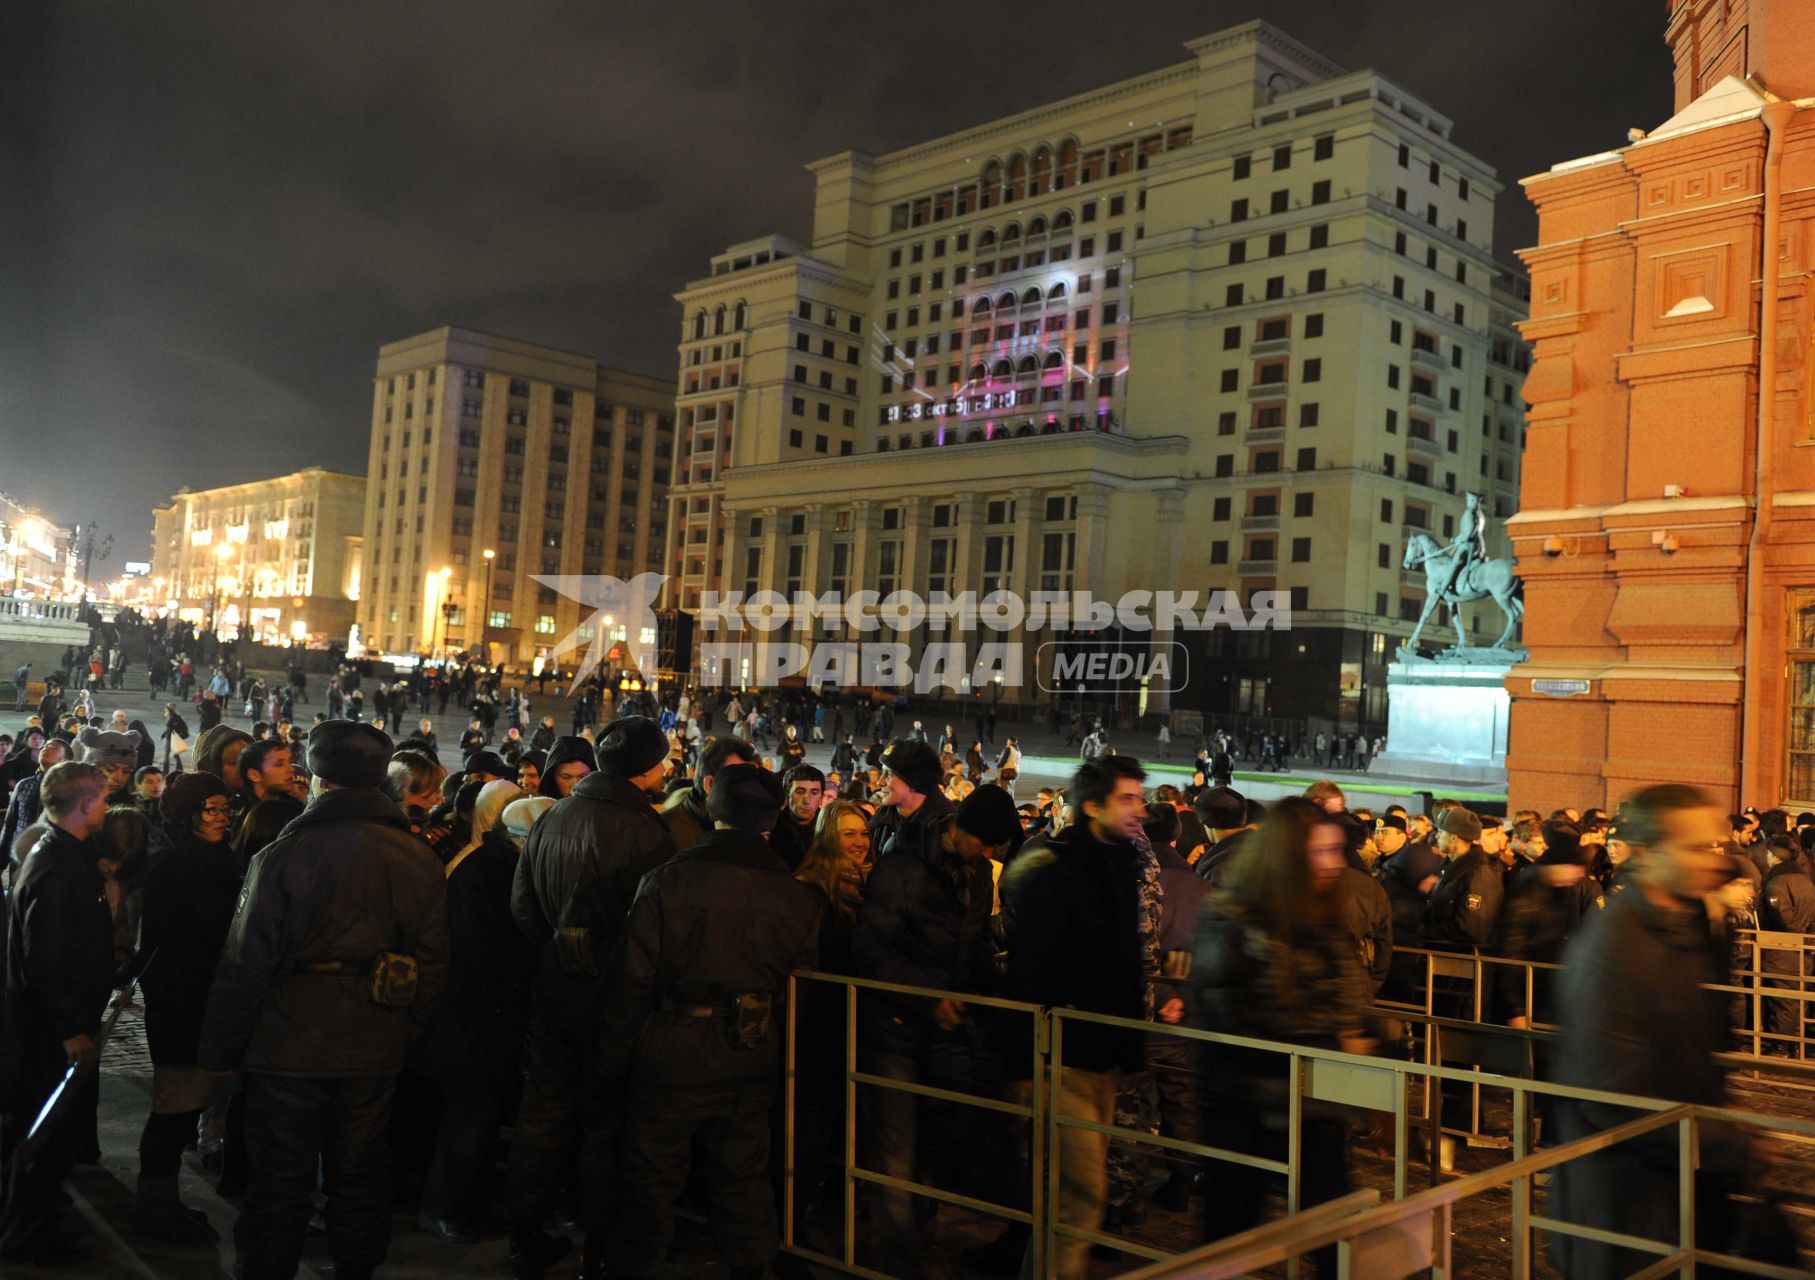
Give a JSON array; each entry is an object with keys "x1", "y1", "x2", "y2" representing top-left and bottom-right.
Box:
[
  {"x1": 1595, "y1": 895, "x2": 1605, "y2": 909},
  {"x1": 1465, "y1": 893, "x2": 1483, "y2": 911},
  {"x1": 235, "y1": 885, "x2": 251, "y2": 918}
]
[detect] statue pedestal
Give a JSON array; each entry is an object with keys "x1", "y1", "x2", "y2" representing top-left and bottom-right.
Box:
[{"x1": 1371, "y1": 652, "x2": 1517, "y2": 791}]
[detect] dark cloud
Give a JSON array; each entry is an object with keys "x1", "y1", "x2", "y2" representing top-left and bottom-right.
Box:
[{"x1": 0, "y1": 0, "x2": 1671, "y2": 561}]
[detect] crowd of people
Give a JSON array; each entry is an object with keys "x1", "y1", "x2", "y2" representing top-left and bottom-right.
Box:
[{"x1": 0, "y1": 664, "x2": 1808, "y2": 1279}]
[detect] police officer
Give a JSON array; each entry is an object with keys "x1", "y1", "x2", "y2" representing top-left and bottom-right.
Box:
[
  {"x1": 1421, "y1": 806, "x2": 1502, "y2": 950},
  {"x1": 198, "y1": 720, "x2": 449, "y2": 1280},
  {"x1": 603, "y1": 763, "x2": 820, "y2": 1279},
  {"x1": 507, "y1": 715, "x2": 675, "y2": 1280}
]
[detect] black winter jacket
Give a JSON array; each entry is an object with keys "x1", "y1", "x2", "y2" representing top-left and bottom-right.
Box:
[
  {"x1": 1421, "y1": 846, "x2": 1502, "y2": 950},
  {"x1": 413, "y1": 828, "x2": 538, "y2": 1084},
  {"x1": 5, "y1": 826, "x2": 115, "y2": 1046},
  {"x1": 511, "y1": 771, "x2": 675, "y2": 1035},
  {"x1": 1335, "y1": 863, "x2": 1393, "y2": 997},
  {"x1": 1551, "y1": 889, "x2": 1746, "y2": 1279},
  {"x1": 1000, "y1": 825, "x2": 1145, "y2": 1075},
  {"x1": 602, "y1": 828, "x2": 820, "y2": 1089},
  {"x1": 198, "y1": 787, "x2": 449, "y2": 1076},
  {"x1": 768, "y1": 808, "x2": 813, "y2": 873},
  {"x1": 140, "y1": 829, "x2": 242, "y2": 1066},
  {"x1": 868, "y1": 790, "x2": 954, "y2": 866},
  {"x1": 850, "y1": 817, "x2": 994, "y2": 1050},
  {"x1": 1495, "y1": 871, "x2": 1602, "y2": 1021}
]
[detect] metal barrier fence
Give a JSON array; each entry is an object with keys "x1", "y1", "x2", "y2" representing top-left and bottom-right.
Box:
[
  {"x1": 780, "y1": 968, "x2": 1815, "y2": 1280},
  {"x1": 1117, "y1": 1102, "x2": 1815, "y2": 1280}
]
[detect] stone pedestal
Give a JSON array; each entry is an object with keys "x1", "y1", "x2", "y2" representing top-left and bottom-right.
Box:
[{"x1": 1371, "y1": 654, "x2": 1515, "y2": 790}]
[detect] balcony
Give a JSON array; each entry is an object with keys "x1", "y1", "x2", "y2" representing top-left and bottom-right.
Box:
[
  {"x1": 1238, "y1": 558, "x2": 1278, "y2": 574},
  {"x1": 1245, "y1": 425, "x2": 1285, "y2": 444},
  {"x1": 1407, "y1": 432, "x2": 1441, "y2": 457},
  {"x1": 1240, "y1": 514, "x2": 1279, "y2": 531},
  {"x1": 1247, "y1": 381, "x2": 1291, "y2": 400},
  {"x1": 1410, "y1": 391, "x2": 1443, "y2": 414},
  {"x1": 1248, "y1": 337, "x2": 1292, "y2": 356},
  {"x1": 1411, "y1": 345, "x2": 1446, "y2": 371}
]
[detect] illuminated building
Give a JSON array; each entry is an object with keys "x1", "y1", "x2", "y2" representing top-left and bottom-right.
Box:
[
  {"x1": 150, "y1": 469, "x2": 365, "y2": 645},
  {"x1": 1507, "y1": 0, "x2": 1815, "y2": 810},
  {"x1": 663, "y1": 19, "x2": 1529, "y2": 728},
  {"x1": 359, "y1": 327, "x2": 673, "y2": 662},
  {"x1": 0, "y1": 493, "x2": 74, "y2": 598}
]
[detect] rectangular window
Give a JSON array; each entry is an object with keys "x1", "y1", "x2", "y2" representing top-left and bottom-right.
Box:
[{"x1": 1294, "y1": 492, "x2": 1315, "y2": 517}]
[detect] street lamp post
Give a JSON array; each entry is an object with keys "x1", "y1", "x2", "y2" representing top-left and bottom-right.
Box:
[
  {"x1": 208, "y1": 543, "x2": 232, "y2": 632},
  {"x1": 480, "y1": 549, "x2": 495, "y2": 662},
  {"x1": 432, "y1": 566, "x2": 452, "y2": 657}
]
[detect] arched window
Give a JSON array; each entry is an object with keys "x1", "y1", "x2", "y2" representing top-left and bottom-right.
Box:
[
  {"x1": 1027, "y1": 215, "x2": 1047, "y2": 237},
  {"x1": 1001, "y1": 222, "x2": 1021, "y2": 244},
  {"x1": 966, "y1": 428, "x2": 984, "y2": 443},
  {"x1": 981, "y1": 160, "x2": 1002, "y2": 209},
  {"x1": 1041, "y1": 420, "x2": 1061, "y2": 435},
  {"x1": 1005, "y1": 153, "x2": 1027, "y2": 202},
  {"x1": 732, "y1": 301, "x2": 747, "y2": 329},
  {"x1": 1015, "y1": 424, "x2": 1034, "y2": 438},
  {"x1": 1021, "y1": 287, "x2": 1043, "y2": 306},
  {"x1": 1042, "y1": 351, "x2": 1064, "y2": 369},
  {"x1": 997, "y1": 291, "x2": 1017, "y2": 310},
  {"x1": 1056, "y1": 139, "x2": 1080, "y2": 188},
  {"x1": 1047, "y1": 282, "x2": 1067, "y2": 301},
  {"x1": 979, "y1": 227, "x2": 998, "y2": 249},
  {"x1": 972, "y1": 295, "x2": 991, "y2": 315},
  {"x1": 968, "y1": 363, "x2": 987, "y2": 382},
  {"x1": 1052, "y1": 209, "x2": 1074, "y2": 231},
  {"x1": 1030, "y1": 145, "x2": 1053, "y2": 196},
  {"x1": 991, "y1": 359, "x2": 1013, "y2": 378},
  {"x1": 1016, "y1": 356, "x2": 1039, "y2": 374},
  {"x1": 713, "y1": 305, "x2": 726, "y2": 336},
  {"x1": 691, "y1": 311, "x2": 707, "y2": 341}
]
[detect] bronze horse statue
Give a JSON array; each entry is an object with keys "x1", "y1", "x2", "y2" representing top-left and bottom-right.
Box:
[{"x1": 1402, "y1": 532, "x2": 1523, "y2": 652}]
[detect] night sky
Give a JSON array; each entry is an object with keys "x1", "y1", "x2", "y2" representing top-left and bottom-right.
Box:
[{"x1": 1, "y1": 1, "x2": 1673, "y2": 563}]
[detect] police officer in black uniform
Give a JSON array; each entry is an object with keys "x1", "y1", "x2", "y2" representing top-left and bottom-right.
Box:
[
  {"x1": 604, "y1": 763, "x2": 820, "y2": 1279},
  {"x1": 507, "y1": 715, "x2": 675, "y2": 1279},
  {"x1": 1421, "y1": 806, "x2": 1502, "y2": 950},
  {"x1": 198, "y1": 720, "x2": 449, "y2": 1280}
]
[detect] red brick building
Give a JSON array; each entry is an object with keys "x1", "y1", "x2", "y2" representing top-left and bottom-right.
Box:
[{"x1": 1508, "y1": 0, "x2": 1815, "y2": 812}]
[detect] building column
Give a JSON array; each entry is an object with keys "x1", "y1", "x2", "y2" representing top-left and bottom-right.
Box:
[
  {"x1": 1007, "y1": 486, "x2": 1041, "y2": 707},
  {"x1": 1148, "y1": 486, "x2": 1186, "y2": 718}
]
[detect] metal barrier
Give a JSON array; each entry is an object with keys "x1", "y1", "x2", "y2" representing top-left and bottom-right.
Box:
[
  {"x1": 780, "y1": 968, "x2": 1815, "y2": 1280},
  {"x1": 1116, "y1": 1101, "x2": 1815, "y2": 1279}
]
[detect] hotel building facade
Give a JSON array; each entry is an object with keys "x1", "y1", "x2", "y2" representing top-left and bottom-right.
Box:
[
  {"x1": 150, "y1": 468, "x2": 366, "y2": 646},
  {"x1": 358, "y1": 327, "x2": 673, "y2": 665},
  {"x1": 663, "y1": 20, "x2": 1529, "y2": 730}
]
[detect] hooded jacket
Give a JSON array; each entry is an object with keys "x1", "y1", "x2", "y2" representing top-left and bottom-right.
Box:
[
  {"x1": 197, "y1": 787, "x2": 449, "y2": 1077},
  {"x1": 140, "y1": 827, "x2": 243, "y2": 1065},
  {"x1": 537, "y1": 735, "x2": 594, "y2": 799}
]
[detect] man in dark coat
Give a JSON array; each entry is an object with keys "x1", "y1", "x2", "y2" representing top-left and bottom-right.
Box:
[
  {"x1": 1000, "y1": 756, "x2": 1148, "y2": 1280},
  {"x1": 1421, "y1": 806, "x2": 1502, "y2": 950},
  {"x1": 659, "y1": 734, "x2": 755, "y2": 854},
  {"x1": 1759, "y1": 837, "x2": 1815, "y2": 1047},
  {"x1": 506, "y1": 716, "x2": 675, "y2": 1279},
  {"x1": 603, "y1": 764, "x2": 820, "y2": 1279},
  {"x1": 1192, "y1": 785, "x2": 1251, "y2": 885},
  {"x1": 0, "y1": 762, "x2": 115, "y2": 1263},
  {"x1": 768, "y1": 763, "x2": 823, "y2": 873},
  {"x1": 849, "y1": 784, "x2": 1009, "y2": 1277},
  {"x1": 198, "y1": 720, "x2": 449, "y2": 1280},
  {"x1": 1498, "y1": 820, "x2": 1602, "y2": 1028},
  {"x1": 1552, "y1": 784, "x2": 1775, "y2": 1278},
  {"x1": 867, "y1": 738, "x2": 952, "y2": 863}
]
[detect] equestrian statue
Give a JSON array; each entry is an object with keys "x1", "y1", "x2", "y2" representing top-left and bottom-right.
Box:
[{"x1": 1401, "y1": 491, "x2": 1525, "y2": 658}]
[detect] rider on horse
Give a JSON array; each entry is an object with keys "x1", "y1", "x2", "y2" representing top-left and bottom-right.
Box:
[{"x1": 1437, "y1": 492, "x2": 1488, "y2": 602}]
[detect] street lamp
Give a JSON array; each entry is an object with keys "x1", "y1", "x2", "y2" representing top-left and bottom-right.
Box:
[
  {"x1": 480, "y1": 549, "x2": 495, "y2": 662},
  {"x1": 433, "y1": 566, "x2": 453, "y2": 656},
  {"x1": 208, "y1": 542, "x2": 233, "y2": 631}
]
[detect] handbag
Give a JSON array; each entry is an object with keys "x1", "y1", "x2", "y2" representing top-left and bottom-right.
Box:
[{"x1": 168, "y1": 734, "x2": 188, "y2": 756}]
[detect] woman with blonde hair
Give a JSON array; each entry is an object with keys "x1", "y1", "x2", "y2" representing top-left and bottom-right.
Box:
[{"x1": 788, "y1": 799, "x2": 872, "y2": 1230}]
